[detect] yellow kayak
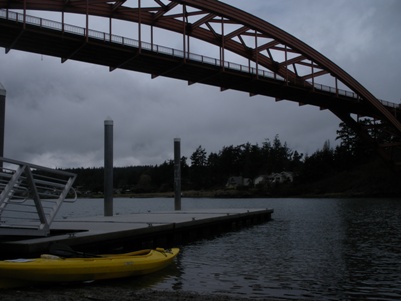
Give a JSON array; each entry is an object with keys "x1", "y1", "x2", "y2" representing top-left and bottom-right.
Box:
[{"x1": 0, "y1": 248, "x2": 179, "y2": 287}]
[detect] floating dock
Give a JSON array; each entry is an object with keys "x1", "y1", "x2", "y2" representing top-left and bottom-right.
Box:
[
  {"x1": 0, "y1": 156, "x2": 273, "y2": 259},
  {"x1": 0, "y1": 208, "x2": 273, "y2": 258}
]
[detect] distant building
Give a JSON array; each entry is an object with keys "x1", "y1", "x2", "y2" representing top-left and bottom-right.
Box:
[
  {"x1": 255, "y1": 172, "x2": 294, "y2": 186},
  {"x1": 229, "y1": 172, "x2": 294, "y2": 189},
  {"x1": 226, "y1": 176, "x2": 251, "y2": 188},
  {"x1": 254, "y1": 175, "x2": 268, "y2": 186},
  {"x1": 268, "y1": 172, "x2": 294, "y2": 184}
]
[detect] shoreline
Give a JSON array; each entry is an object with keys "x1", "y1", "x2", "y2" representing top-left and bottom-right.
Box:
[{"x1": 85, "y1": 189, "x2": 399, "y2": 199}]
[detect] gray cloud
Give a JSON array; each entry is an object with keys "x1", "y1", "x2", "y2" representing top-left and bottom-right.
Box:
[{"x1": 0, "y1": 1, "x2": 399, "y2": 168}]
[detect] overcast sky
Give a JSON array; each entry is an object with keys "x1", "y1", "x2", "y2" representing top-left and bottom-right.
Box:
[{"x1": 0, "y1": 0, "x2": 400, "y2": 168}]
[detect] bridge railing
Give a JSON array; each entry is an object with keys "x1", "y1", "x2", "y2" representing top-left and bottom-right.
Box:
[
  {"x1": 0, "y1": 157, "x2": 77, "y2": 236},
  {"x1": 1, "y1": 9, "x2": 398, "y2": 109}
]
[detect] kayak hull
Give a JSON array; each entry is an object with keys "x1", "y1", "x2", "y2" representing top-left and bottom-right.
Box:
[{"x1": 0, "y1": 248, "x2": 179, "y2": 287}]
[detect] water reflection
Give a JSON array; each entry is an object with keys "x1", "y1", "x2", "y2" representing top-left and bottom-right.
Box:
[{"x1": 340, "y1": 199, "x2": 401, "y2": 300}]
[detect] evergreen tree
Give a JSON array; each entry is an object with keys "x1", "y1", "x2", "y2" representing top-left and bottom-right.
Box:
[
  {"x1": 190, "y1": 146, "x2": 208, "y2": 189},
  {"x1": 190, "y1": 146, "x2": 207, "y2": 167}
]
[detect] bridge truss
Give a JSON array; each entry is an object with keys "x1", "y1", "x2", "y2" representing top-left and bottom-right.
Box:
[{"x1": 0, "y1": 0, "x2": 400, "y2": 169}]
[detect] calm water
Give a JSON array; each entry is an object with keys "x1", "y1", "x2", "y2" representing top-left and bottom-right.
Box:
[{"x1": 57, "y1": 198, "x2": 401, "y2": 300}]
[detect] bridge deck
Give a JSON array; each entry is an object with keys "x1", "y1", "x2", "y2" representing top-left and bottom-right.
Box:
[{"x1": 0, "y1": 9, "x2": 398, "y2": 119}]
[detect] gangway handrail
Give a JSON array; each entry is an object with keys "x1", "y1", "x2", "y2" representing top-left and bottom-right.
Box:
[
  {"x1": 1, "y1": 9, "x2": 399, "y2": 109},
  {"x1": 0, "y1": 157, "x2": 77, "y2": 236}
]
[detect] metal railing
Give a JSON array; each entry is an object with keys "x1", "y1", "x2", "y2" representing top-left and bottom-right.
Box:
[
  {"x1": 0, "y1": 9, "x2": 399, "y2": 109},
  {"x1": 0, "y1": 157, "x2": 76, "y2": 236}
]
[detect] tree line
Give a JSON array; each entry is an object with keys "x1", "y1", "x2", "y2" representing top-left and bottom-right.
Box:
[{"x1": 62, "y1": 119, "x2": 390, "y2": 197}]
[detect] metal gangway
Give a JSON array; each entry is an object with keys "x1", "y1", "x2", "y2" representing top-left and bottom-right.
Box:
[{"x1": 0, "y1": 157, "x2": 77, "y2": 236}]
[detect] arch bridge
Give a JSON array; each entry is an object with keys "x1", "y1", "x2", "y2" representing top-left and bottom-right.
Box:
[{"x1": 0, "y1": 0, "x2": 400, "y2": 169}]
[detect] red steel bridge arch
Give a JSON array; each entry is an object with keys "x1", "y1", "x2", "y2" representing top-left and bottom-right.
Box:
[{"x1": 1, "y1": 0, "x2": 401, "y2": 169}]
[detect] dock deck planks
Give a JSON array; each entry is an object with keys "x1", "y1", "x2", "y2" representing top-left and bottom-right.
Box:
[{"x1": 0, "y1": 208, "x2": 273, "y2": 258}]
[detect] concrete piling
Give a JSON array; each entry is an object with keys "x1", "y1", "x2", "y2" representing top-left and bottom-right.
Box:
[
  {"x1": 174, "y1": 138, "x2": 181, "y2": 211},
  {"x1": 0, "y1": 83, "x2": 6, "y2": 165},
  {"x1": 104, "y1": 118, "x2": 113, "y2": 216}
]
